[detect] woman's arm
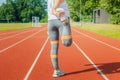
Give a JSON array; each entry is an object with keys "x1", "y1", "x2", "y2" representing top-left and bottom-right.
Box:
[{"x1": 52, "y1": 0, "x2": 64, "y2": 17}]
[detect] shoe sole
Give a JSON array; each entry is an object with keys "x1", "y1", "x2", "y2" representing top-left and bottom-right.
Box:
[{"x1": 53, "y1": 73, "x2": 65, "y2": 77}]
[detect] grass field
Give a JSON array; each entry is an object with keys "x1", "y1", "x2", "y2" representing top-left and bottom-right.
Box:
[
  {"x1": 73, "y1": 23, "x2": 120, "y2": 40},
  {"x1": 0, "y1": 23, "x2": 32, "y2": 31},
  {"x1": 0, "y1": 23, "x2": 120, "y2": 40}
]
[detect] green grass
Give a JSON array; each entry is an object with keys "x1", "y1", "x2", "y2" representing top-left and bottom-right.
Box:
[
  {"x1": 73, "y1": 23, "x2": 120, "y2": 40},
  {"x1": 1, "y1": 23, "x2": 120, "y2": 40},
  {"x1": 0, "y1": 23, "x2": 32, "y2": 31}
]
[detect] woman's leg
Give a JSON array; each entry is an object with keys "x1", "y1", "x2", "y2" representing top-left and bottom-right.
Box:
[
  {"x1": 48, "y1": 20, "x2": 60, "y2": 70},
  {"x1": 48, "y1": 20, "x2": 65, "y2": 77},
  {"x1": 59, "y1": 19, "x2": 72, "y2": 46}
]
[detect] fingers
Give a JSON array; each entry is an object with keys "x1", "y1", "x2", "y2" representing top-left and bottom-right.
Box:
[
  {"x1": 61, "y1": 18, "x2": 68, "y2": 24},
  {"x1": 56, "y1": 11, "x2": 65, "y2": 18},
  {"x1": 60, "y1": 11, "x2": 65, "y2": 17},
  {"x1": 52, "y1": 8, "x2": 65, "y2": 18}
]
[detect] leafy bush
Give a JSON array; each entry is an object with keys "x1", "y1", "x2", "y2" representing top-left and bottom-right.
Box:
[
  {"x1": 111, "y1": 13, "x2": 120, "y2": 24},
  {"x1": 82, "y1": 15, "x2": 92, "y2": 22},
  {"x1": 72, "y1": 15, "x2": 80, "y2": 22},
  {"x1": 40, "y1": 15, "x2": 48, "y2": 23}
]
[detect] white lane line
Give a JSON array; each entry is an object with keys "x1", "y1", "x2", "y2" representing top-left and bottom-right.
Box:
[
  {"x1": 0, "y1": 29, "x2": 27, "y2": 36},
  {"x1": 0, "y1": 29, "x2": 37, "y2": 41},
  {"x1": 24, "y1": 37, "x2": 49, "y2": 80},
  {"x1": 0, "y1": 28, "x2": 46, "y2": 54},
  {"x1": 73, "y1": 28, "x2": 120, "y2": 51},
  {"x1": 73, "y1": 41, "x2": 109, "y2": 80}
]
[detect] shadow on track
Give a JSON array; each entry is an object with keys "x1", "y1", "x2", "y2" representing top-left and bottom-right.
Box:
[{"x1": 65, "y1": 62, "x2": 120, "y2": 76}]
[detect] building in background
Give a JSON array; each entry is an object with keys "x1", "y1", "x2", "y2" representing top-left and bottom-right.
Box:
[{"x1": 93, "y1": 8, "x2": 110, "y2": 24}]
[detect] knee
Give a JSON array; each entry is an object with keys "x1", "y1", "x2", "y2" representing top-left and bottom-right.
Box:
[
  {"x1": 62, "y1": 39, "x2": 72, "y2": 47},
  {"x1": 61, "y1": 35, "x2": 72, "y2": 47}
]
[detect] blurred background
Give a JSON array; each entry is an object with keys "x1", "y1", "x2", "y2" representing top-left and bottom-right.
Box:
[
  {"x1": 0, "y1": 0, "x2": 120, "y2": 39},
  {"x1": 0, "y1": 0, "x2": 47, "y2": 23},
  {"x1": 0, "y1": 0, "x2": 120, "y2": 24}
]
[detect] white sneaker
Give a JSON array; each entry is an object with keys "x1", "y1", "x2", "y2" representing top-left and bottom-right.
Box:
[{"x1": 53, "y1": 70, "x2": 65, "y2": 77}]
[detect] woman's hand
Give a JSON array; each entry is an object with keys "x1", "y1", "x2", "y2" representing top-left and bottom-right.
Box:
[
  {"x1": 52, "y1": 8, "x2": 65, "y2": 18},
  {"x1": 52, "y1": 8, "x2": 68, "y2": 24}
]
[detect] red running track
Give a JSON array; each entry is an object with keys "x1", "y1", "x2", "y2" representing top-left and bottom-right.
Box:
[{"x1": 0, "y1": 25, "x2": 120, "y2": 80}]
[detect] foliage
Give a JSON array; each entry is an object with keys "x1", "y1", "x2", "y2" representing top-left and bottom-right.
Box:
[
  {"x1": 0, "y1": 0, "x2": 120, "y2": 24},
  {"x1": 100, "y1": 0, "x2": 120, "y2": 24},
  {"x1": 0, "y1": 0, "x2": 47, "y2": 23},
  {"x1": 40, "y1": 15, "x2": 48, "y2": 23},
  {"x1": 66, "y1": 0, "x2": 100, "y2": 22},
  {"x1": 111, "y1": 13, "x2": 120, "y2": 24},
  {"x1": 66, "y1": 0, "x2": 120, "y2": 24},
  {"x1": 66, "y1": 0, "x2": 80, "y2": 22}
]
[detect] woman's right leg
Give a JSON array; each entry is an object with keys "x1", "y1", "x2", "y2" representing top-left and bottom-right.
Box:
[
  {"x1": 48, "y1": 20, "x2": 60, "y2": 70},
  {"x1": 48, "y1": 20, "x2": 65, "y2": 77}
]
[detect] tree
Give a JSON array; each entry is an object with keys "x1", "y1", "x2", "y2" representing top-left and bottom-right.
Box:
[
  {"x1": 0, "y1": 0, "x2": 47, "y2": 22},
  {"x1": 66, "y1": 0, "x2": 120, "y2": 24},
  {"x1": 0, "y1": 3, "x2": 15, "y2": 22},
  {"x1": 66, "y1": 0, "x2": 80, "y2": 22},
  {"x1": 66, "y1": 0, "x2": 100, "y2": 22},
  {"x1": 100, "y1": 0, "x2": 120, "y2": 24}
]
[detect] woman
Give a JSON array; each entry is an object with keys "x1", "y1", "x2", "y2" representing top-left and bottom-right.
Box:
[{"x1": 47, "y1": 0, "x2": 72, "y2": 77}]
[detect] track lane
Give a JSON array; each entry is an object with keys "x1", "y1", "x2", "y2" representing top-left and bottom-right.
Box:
[
  {"x1": 0, "y1": 27, "x2": 45, "y2": 51},
  {"x1": 73, "y1": 28, "x2": 120, "y2": 49},
  {"x1": 27, "y1": 35, "x2": 105, "y2": 80},
  {"x1": 0, "y1": 27, "x2": 47, "y2": 80},
  {"x1": 73, "y1": 41, "x2": 108, "y2": 80},
  {"x1": 0, "y1": 25, "x2": 120, "y2": 80},
  {"x1": 0, "y1": 28, "x2": 37, "y2": 41},
  {"x1": 24, "y1": 37, "x2": 49, "y2": 80},
  {"x1": 0, "y1": 28, "x2": 34, "y2": 39},
  {"x1": 72, "y1": 28, "x2": 120, "y2": 80}
]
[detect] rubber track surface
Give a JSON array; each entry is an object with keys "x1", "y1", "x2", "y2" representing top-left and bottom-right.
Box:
[{"x1": 0, "y1": 25, "x2": 120, "y2": 80}]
